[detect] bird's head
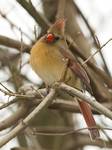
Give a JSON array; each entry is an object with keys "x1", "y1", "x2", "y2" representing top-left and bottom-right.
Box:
[{"x1": 41, "y1": 19, "x2": 66, "y2": 45}]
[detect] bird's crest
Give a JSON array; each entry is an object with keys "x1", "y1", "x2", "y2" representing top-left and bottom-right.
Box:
[{"x1": 48, "y1": 18, "x2": 66, "y2": 36}]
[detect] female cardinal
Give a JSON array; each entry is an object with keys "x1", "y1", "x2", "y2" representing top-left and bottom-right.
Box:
[{"x1": 30, "y1": 19, "x2": 99, "y2": 140}]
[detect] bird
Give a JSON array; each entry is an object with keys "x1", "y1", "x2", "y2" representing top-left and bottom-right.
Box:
[{"x1": 30, "y1": 18, "x2": 100, "y2": 140}]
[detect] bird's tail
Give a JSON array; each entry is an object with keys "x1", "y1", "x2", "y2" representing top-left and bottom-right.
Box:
[{"x1": 78, "y1": 99, "x2": 100, "y2": 140}]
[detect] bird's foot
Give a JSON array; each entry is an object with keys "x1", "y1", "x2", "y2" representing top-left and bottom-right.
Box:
[
  {"x1": 52, "y1": 81, "x2": 62, "y2": 89},
  {"x1": 45, "y1": 84, "x2": 50, "y2": 94}
]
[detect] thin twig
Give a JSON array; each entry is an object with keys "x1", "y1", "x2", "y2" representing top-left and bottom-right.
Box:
[
  {"x1": 0, "y1": 10, "x2": 33, "y2": 41},
  {"x1": 0, "y1": 82, "x2": 13, "y2": 93},
  {"x1": 74, "y1": 2, "x2": 99, "y2": 48},
  {"x1": 0, "y1": 87, "x2": 34, "y2": 98},
  {"x1": 94, "y1": 35, "x2": 111, "y2": 76},
  {"x1": 32, "y1": 126, "x2": 112, "y2": 136},
  {"x1": 67, "y1": 35, "x2": 112, "y2": 88},
  {"x1": 0, "y1": 89, "x2": 55, "y2": 148},
  {"x1": 73, "y1": 3, "x2": 110, "y2": 76},
  {"x1": 82, "y1": 38, "x2": 112, "y2": 65},
  {"x1": 0, "y1": 99, "x2": 18, "y2": 110},
  {"x1": 19, "y1": 28, "x2": 23, "y2": 72},
  {"x1": 34, "y1": 25, "x2": 38, "y2": 41}
]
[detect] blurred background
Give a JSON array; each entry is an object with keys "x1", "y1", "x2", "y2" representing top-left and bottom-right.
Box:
[{"x1": 0, "y1": 0, "x2": 112, "y2": 150}]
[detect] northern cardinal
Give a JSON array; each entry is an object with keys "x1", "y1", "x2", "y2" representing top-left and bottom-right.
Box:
[{"x1": 30, "y1": 19, "x2": 100, "y2": 140}]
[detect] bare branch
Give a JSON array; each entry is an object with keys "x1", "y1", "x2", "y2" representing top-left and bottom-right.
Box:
[
  {"x1": 32, "y1": 126, "x2": 112, "y2": 136},
  {"x1": 0, "y1": 103, "x2": 29, "y2": 131},
  {"x1": 59, "y1": 83, "x2": 112, "y2": 120},
  {"x1": 73, "y1": 3, "x2": 110, "y2": 76},
  {"x1": 1, "y1": 85, "x2": 112, "y2": 114},
  {"x1": 0, "y1": 35, "x2": 31, "y2": 52},
  {"x1": 19, "y1": 29, "x2": 23, "y2": 72},
  {"x1": 0, "y1": 99, "x2": 18, "y2": 110},
  {"x1": 16, "y1": 0, "x2": 49, "y2": 29},
  {"x1": 73, "y1": 2, "x2": 99, "y2": 48},
  {"x1": 56, "y1": 0, "x2": 66, "y2": 19},
  {"x1": 67, "y1": 35, "x2": 112, "y2": 88},
  {"x1": 82, "y1": 38, "x2": 112, "y2": 65},
  {"x1": 0, "y1": 87, "x2": 34, "y2": 98},
  {"x1": 0, "y1": 89, "x2": 55, "y2": 148},
  {"x1": 0, "y1": 10, "x2": 33, "y2": 41}
]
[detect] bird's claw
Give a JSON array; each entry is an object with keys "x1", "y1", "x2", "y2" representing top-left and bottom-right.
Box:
[
  {"x1": 45, "y1": 84, "x2": 50, "y2": 94},
  {"x1": 52, "y1": 81, "x2": 62, "y2": 89}
]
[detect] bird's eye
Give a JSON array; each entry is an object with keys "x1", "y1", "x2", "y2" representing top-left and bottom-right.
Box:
[
  {"x1": 46, "y1": 33, "x2": 60, "y2": 43},
  {"x1": 46, "y1": 33, "x2": 55, "y2": 43},
  {"x1": 55, "y1": 36, "x2": 60, "y2": 41}
]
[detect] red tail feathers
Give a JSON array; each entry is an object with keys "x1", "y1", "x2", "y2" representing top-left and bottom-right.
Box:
[{"x1": 78, "y1": 100, "x2": 100, "y2": 140}]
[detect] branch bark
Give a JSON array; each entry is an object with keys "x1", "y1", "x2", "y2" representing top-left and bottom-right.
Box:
[
  {"x1": 0, "y1": 89, "x2": 55, "y2": 148},
  {"x1": 0, "y1": 102, "x2": 29, "y2": 131},
  {"x1": 59, "y1": 83, "x2": 112, "y2": 120},
  {"x1": 16, "y1": 0, "x2": 49, "y2": 29},
  {"x1": 0, "y1": 35, "x2": 31, "y2": 52}
]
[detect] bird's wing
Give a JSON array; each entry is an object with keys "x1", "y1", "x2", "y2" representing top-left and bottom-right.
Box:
[{"x1": 59, "y1": 47, "x2": 91, "y2": 92}]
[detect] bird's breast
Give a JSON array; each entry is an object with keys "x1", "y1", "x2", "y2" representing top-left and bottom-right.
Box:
[{"x1": 30, "y1": 41, "x2": 68, "y2": 85}]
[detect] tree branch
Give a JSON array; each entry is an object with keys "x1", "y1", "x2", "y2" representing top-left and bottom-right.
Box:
[
  {"x1": 56, "y1": 0, "x2": 66, "y2": 19},
  {"x1": 59, "y1": 83, "x2": 112, "y2": 120},
  {"x1": 0, "y1": 103, "x2": 29, "y2": 131},
  {"x1": 1, "y1": 86, "x2": 112, "y2": 114},
  {"x1": 16, "y1": 0, "x2": 49, "y2": 29},
  {"x1": 0, "y1": 10, "x2": 33, "y2": 41},
  {"x1": 0, "y1": 35, "x2": 31, "y2": 52},
  {"x1": 73, "y1": 2, "x2": 111, "y2": 76},
  {"x1": 67, "y1": 35, "x2": 112, "y2": 88},
  {"x1": 0, "y1": 89, "x2": 55, "y2": 148}
]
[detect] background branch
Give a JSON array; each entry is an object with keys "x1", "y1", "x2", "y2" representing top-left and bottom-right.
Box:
[
  {"x1": 16, "y1": 0, "x2": 49, "y2": 29},
  {"x1": 0, "y1": 89, "x2": 55, "y2": 148},
  {"x1": 0, "y1": 35, "x2": 31, "y2": 52}
]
